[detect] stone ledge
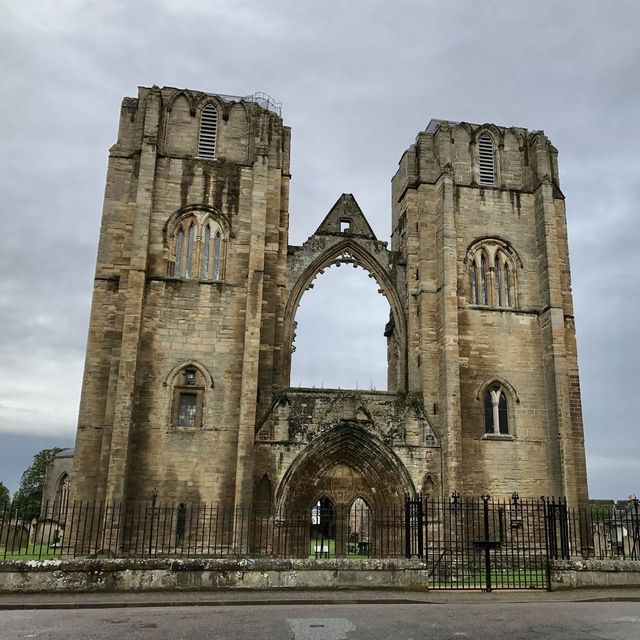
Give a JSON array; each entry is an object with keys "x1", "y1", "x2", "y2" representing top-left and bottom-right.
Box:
[
  {"x1": 0, "y1": 558, "x2": 430, "y2": 594},
  {"x1": 551, "y1": 559, "x2": 640, "y2": 590}
]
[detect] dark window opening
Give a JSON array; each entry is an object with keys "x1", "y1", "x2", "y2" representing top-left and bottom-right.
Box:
[
  {"x1": 178, "y1": 393, "x2": 197, "y2": 427},
  {"x1": 499, "y1": 393, "x2": 509, "y2": 434},
  {"x1": 484, "y1": 392, "x2": 494, "y2": 433}
]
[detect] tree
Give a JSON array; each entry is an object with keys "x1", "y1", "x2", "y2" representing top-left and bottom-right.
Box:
[
  {"x1": 0, "y1": 481, "x2": 9, "y2": 505},
  {"x1": 12, "y1": 448, "x2": 63, "y2": 509}
]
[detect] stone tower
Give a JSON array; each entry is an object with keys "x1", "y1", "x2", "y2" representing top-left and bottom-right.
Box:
[
  {"x1": 72, "y1": 86, "x2": 291, "y2": 509},
  {"x1": 71, "y1": 87, "x2": 588, "y2": 514},
  {"x1": 389, "y1": 120, "x2": 588, "y2": 508}
]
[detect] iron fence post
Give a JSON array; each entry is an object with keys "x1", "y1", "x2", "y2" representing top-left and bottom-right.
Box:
[
  {"x1": 149, "y1": 489, "x2": 158, "y2": 557},
  {"x1": 481, "y1": 494, "x2": 492, "y2": 592},
  {"x1": 405, "y1": 495, "x2": 411, "y2": 559}
]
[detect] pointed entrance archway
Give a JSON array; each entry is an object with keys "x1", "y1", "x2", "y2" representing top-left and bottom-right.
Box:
[{"x1": 274, "y1": 422, "x2": 415, "y2": 557}]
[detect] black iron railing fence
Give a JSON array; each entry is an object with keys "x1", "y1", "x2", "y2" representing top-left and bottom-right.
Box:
[{"x1": 1, "y1": 495, "x2": 638, "y2": 572}]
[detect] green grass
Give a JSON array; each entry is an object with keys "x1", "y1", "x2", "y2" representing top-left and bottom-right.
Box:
[
  {"x1": 309, "y1": 538, "x2": 371, "y2": 560},
  {"x1": 0, "y1": 545, "x2": 64, "y2": 561},
  {"x1": 431, "y1": 569, "x2": 547, "y2": 589}
]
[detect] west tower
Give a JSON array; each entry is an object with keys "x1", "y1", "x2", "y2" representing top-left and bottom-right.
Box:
[
  {"x1": 72, "y1": 87, "x2": 291, "y2": 509},
  {"x1": 391, "y1": 120, "x2": 588, "y2": 507}
]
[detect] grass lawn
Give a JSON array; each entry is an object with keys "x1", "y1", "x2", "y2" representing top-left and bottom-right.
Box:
[
  {"x1": 0, "y1": 545, "x2": 64, "y2": 561},
  {"x1": 309, "y1": 538, "x2": 371, "y2": 560},
  {"x1": 431, "y1": 569, "x2": 547, "y2": 589}
]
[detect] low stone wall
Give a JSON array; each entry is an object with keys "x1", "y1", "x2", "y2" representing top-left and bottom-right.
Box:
[
  {"x1": 551, "y1": 559, "x2": 640, "y2": 590},
  {"x1": 0, "y1": 558, "x2": 430, "y2": 593}
]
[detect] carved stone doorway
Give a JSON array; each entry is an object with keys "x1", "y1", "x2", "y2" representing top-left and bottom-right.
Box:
[{"x1": 276, "y1": 423, "x2": 415, "y2": 557}]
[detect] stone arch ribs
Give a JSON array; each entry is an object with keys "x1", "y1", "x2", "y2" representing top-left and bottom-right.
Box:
[
  {"x1": 282, "y1": 202, "x2": 407, "y2": 392},
  {"x1": 274, "y1": 423, "x2": 416, "y2": 515}
]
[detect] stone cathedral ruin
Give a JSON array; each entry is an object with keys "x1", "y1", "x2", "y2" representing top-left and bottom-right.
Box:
[{"x1": 67, "y1": 86, "x2": 589, "y2": 526}]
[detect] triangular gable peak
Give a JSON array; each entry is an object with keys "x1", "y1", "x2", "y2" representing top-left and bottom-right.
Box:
[{"x1": 313, "y1": 194, "x2": 377, "y2": 240}]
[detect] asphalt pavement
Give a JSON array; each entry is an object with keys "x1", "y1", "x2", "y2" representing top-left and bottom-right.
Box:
[
  {"x1": 0, "y1": 587, "x2": 639, "y2": 609},
  {"x1": 0, "y1": 597, "x2": 639, "y2": 639}
]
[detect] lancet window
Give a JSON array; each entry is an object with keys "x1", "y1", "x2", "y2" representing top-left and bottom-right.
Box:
[{"x1": 484, "y1": 384, "x2": 510, "y2": 435}]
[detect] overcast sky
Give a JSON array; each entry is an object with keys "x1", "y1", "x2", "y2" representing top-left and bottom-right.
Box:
[{"x1": 1, "y1": 1, "x2": 638, "y2": 499}]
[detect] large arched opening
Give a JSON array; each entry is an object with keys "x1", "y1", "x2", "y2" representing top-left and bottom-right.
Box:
[
  {"x1": 284, "y1": 239, "x2": 406, "y2": 392},
  {"x1": 291, "y1": 264, "x2": 389, "y2": 389}
]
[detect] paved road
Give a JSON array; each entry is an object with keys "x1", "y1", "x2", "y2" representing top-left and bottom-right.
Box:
[{"x1": 1, "y1": 601, "x2": 639, "y2": 639}]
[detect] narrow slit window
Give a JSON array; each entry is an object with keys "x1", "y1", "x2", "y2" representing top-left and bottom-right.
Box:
[
  {"x1": 495, "y1": 255, "x2": 502, "y2": 306},
  {"x1": 185, "y1": 223, "x2": 195, "y2": 278},
  {"x1": 174, "y1": 228, "x2": 184, "y2": 277},
  {"x1": 198, "y1": 104, "x2": 218, "y2": 159},
  {"x1": 484, "y1": 392, "x2": 494, "y2": 433},
  {"x1": 201, "y1": 224, "x2": 211, "y2": 280},
  {"x1": 213, "y1": 230, "x2": 222, "y2": 280},
  {"x1": 471, "y1": 261, "x2": 478, "y2": 304},
  {"x1": 498, "y1": 393, "x2": 509, "y2": 434},
  {"x1": 478, "y1": 133, "x2": 495, "y2": 186},
  {"x1": 504, "y1": 262, "x2": 511, "y2": 307},
  {"x1": 481, "y1": 254, "x2": 488, "y2": 305}
]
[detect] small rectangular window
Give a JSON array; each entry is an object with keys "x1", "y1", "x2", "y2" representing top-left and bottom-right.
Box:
[
  {"x1": 340, "y1": 219, "x2": 351, "y2": 233},
  {"x1": 178, "y1": 393, "x2": 197, "y2": 427},
  {"x1": 184, "y1": 369, "x2": 196, "y2": 386}
]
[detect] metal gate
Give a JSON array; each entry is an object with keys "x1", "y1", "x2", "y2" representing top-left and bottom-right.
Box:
[{"x1": 404, "y1": 493, "x2": 569, "y2": 590}]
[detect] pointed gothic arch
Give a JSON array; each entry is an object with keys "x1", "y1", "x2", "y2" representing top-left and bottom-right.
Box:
[
  {"x1": 282, "y1": 238, "x2": 407, "y2": 392},
  {"x1": 274, "y1": 422, "x2": 416, "y2": 516}
]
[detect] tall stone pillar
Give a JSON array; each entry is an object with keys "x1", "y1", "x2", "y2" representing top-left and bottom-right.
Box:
[
  {"x1": 233, "y1": 136, "x2": 271, "y2": 513},
  {"x1": 437, "y1": 170, "x2": 462, "y2": 495},
  {"x1": 104, "y1": 89, "x2": 161, "y2": 507},
  {"x1": 534, "y1": 167, "x2": 587, "y2": 507}
]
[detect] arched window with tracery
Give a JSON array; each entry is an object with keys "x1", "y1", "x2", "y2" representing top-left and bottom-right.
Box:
[
  {"x1": 478, "y1": 132, "x2": 496, "y2": 186},
  {"x1": 197, "y1": 103, "x2": 218, "y2": 159},
  {"x1": 468, "y1": 240, "x2": 518, "y2": 309},
  {"x1": 169, "y1": 211, "x2": 227, "y2": 281},
  {"x1": 484, "y1": 383, "x2": 511, "y2": 435}
]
